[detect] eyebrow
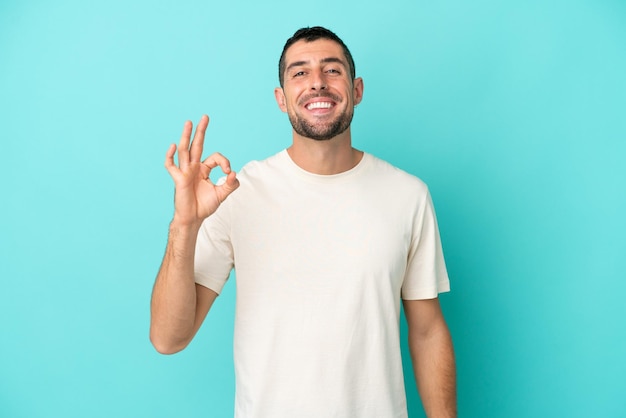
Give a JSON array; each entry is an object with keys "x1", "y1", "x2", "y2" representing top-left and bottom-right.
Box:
[{"x1": 286, "y1": 57, "x2": 347, "y2": 73}]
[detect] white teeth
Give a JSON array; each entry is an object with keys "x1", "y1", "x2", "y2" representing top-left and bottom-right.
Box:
[{"x1": 307, "y1": 102, "x2": 332, "y2": 110}]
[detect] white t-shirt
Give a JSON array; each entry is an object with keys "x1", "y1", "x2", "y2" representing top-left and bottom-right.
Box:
[{"x1": 195, "y1": 150, "x2": 450, "y2": 418}]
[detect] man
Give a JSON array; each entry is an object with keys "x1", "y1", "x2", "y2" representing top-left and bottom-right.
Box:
[{"x1": 150, "y1": 26, "x2": 456, "y2": 417}]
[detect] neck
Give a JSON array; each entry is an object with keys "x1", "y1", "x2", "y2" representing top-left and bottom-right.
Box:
[{"x1": 287, "y1": 128, "x2": 363, "y2": 175}]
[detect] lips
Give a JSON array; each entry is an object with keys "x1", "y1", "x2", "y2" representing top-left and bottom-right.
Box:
[{"x1": 299, "y1": 93, "x2": 341, "y2": 110}]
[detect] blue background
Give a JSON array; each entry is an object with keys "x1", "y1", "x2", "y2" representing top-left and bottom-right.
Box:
[{"x1": 1, "y1": 0, "x2": 625, "y2": 416}]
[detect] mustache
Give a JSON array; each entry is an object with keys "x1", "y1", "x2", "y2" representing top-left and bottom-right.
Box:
[{"x1": 298, "y1": 92, "x2": 342, "y2": 106}]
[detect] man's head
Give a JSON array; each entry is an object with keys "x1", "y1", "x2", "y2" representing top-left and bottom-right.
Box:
[
  {"x1": 275, "y1": 27, "x2": 363, "y2": 141},
  {"x1": 278, "y1": 26, "x2": 356, "y2": 88}
]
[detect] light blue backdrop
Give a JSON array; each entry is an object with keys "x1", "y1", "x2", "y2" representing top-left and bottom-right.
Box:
[{"x1": 1, "y1": 0, "x2": 625, "y2": 417}]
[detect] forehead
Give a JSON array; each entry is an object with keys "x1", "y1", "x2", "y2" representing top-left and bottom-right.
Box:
[{"x1": 284, "y1": 39, "x2": 347, "y2": 66}]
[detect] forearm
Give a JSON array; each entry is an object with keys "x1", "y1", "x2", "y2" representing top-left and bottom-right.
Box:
[
  {"x1": 410, "y1": 322, "x2": 457, "y2": 418},
  {"x1": 150, "y1": 220, "x2": 202, "y2": 354}
]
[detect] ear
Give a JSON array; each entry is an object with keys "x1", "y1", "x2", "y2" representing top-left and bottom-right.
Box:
[
  {"x1": 274, "y1": 87, "x2": 288, "y2": 112},
  {"x1": 352, "y1": 77, "x2": 364, "y2": 106}
]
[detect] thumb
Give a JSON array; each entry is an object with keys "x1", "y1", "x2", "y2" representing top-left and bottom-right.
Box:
[{"x1": 216, "y1": 171, "x2": 240, "y2": 203}]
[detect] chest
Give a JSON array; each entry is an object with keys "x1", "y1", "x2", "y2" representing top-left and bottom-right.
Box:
[{"x1": 230, "y1": 182, "x2": 414, "y2": 282}]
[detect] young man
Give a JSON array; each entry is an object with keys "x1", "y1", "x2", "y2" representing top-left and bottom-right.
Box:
[{"x1": 150, "y1": 27, "x2": 456, "y2": 417}]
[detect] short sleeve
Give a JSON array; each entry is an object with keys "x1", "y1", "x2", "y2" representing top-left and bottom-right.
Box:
[
  {"x1": 401, "y1": 189, "x2": 450, "y2": 300},
  {"x1": 194, "y1": 202, "x2": 234, "y2": 295}
]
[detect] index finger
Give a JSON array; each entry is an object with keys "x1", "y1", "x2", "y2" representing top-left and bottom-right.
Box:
[{"x1": 202, "y1": 152, "x2": 232, "y2": 175}]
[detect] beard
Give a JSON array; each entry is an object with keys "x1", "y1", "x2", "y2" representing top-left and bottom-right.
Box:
[{"x1": 288, "y1": 94, "x2": 354, "y2": 141}]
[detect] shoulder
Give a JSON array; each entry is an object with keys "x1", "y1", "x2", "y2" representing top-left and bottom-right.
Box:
[
  {"x1": 220, "y1": 150, "x2": 289, "y2": 201},
  {"x1": 237, "y1": 150, "x2": 288, "y2": 181},
  {"x1": 364, "y1": 153, "x2": 430, "y2": 196}
]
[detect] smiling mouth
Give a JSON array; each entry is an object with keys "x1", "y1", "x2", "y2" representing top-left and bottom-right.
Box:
[
  {"x1": 299, "y1": 92, "x2": 342, "y2": 110},
  {"x1": 306, "y1": 101, "x2": 333, "y2": 110}
]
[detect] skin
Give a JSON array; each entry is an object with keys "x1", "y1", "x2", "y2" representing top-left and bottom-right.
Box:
[
  {"x1": 404, "y1": 298, "x2": 457, "y2": 417},
  {"x1": 150, "y1": 38, "x2": 456, "y2": 417},
  {"x1": 149, "y1": 115, "x2": 235, "y2": 354},
  {"x1": 274, "y1": 39, "x2": 364, "y2": 175}
]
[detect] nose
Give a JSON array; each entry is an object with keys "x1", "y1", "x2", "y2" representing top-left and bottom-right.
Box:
[{"x1": 310, "y1": 70, "x2": 327, "y2": 90}]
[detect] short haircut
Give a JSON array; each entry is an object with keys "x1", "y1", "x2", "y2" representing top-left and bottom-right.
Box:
[{"x1": 278, "y1": 26, "x2": 356, "y2": 88}]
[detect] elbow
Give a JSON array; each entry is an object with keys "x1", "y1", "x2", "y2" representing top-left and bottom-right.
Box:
[
  {"x1": 151, "y1": 340, "x2": 183, "y2": 355},
  {"x1": 149, "y1": 329, "x2": 188, "y2": 355}
]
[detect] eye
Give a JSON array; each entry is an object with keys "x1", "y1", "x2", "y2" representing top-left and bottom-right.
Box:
[
  {"x1": 293, "y1": 71, "x2": 306, "y2": 78},
  {"x1": 326, "y1": 68, "x2": 340, "y2": 74}
]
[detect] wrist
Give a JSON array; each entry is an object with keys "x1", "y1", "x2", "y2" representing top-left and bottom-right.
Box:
[{"x1": 169, "y1": 216, "x2": 203, "y2": 234}]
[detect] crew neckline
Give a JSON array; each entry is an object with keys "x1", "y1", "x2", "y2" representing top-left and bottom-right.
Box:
[{"x1": 279, "y1": 149, "x2": 371, "y2": 183}]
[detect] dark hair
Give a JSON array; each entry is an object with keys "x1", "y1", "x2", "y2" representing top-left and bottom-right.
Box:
[{"x1": 278, "y1": 26, "x2": 356, "y2": 87}]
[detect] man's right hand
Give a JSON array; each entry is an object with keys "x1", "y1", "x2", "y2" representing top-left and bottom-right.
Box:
[{"x1": 164, "y1": 115, "x2": 240, "y2": 227}]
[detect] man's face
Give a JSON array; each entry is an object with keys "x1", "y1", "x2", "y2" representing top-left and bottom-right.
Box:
[{"x1": 275, "y1": 39, "x2": 363, "y2": 141}]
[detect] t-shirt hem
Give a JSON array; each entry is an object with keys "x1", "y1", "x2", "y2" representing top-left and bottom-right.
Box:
[
  {"x1": 401, "y1": 280, "x2": 450, "y2": 300},
  {"x1": 194, "y1": 274, "x2": 226, "y2": 295}
]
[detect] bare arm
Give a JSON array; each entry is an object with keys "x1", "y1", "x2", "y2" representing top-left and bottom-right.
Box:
[
  {"x1": 150, "y1": 224, "x2": 218, "y2": 354},
  {"x1": 150, "y1": 115, "x2": 239, "y2": 354},
  {"x1": 403, "y1": 297, "x2": 457, "y2": 418}
]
